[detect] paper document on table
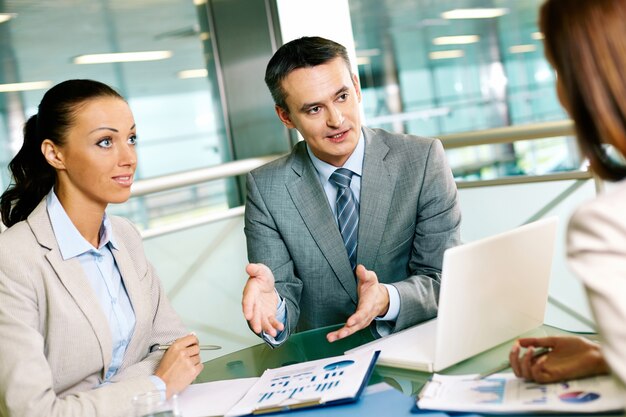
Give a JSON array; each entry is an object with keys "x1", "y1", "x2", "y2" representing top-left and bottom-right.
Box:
[
  {"x1": 176, "y1": 377, "x2": 259, "y2": 417},
  {"x1": 225, "y1": 350, "x2": 379, "y2": 416},
  {"x1": 418, "y1": 373, "x2": 624, "y2": 414}
]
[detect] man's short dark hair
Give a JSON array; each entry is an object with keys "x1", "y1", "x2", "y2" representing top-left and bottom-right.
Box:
[{"x1": 264, "y1": 36, "x2": 352, "y2": 111}]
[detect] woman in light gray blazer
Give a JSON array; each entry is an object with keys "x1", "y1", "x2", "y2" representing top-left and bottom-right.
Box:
[
  {"x1": 509, "y1": 0, "x2": 626, "y2": 390},
  {"x1": 0, "y1": 80, "x2": 203, "y2": 417}
]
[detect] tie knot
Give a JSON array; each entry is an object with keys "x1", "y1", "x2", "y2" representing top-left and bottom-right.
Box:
[{"x1": 329, "y1": 168, "x2": 354, "y2": 189}]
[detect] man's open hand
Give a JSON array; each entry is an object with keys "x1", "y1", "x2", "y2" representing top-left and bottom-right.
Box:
[
  {"x1": 242, "y1": 263, "x2": 284, "y2": 337},
  {"x1": 326, "y1": 265, "x2": 389, "y2": 342}
]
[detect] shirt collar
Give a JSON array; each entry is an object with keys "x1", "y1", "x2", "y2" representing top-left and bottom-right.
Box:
[
  {"x1": 46, "y1": 190, "x2": 118, "y2": 260},
  {"x1": 306, "y1": 129, "x2": 365, "y2": 182}
]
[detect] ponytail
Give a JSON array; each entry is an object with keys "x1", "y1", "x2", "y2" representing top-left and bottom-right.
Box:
[
  {"x1": 0, "y1": 79, "x2": 123, "y2": 227},
  {"x1": 1, "y1": 116, "x2": 56, "y2": 227}
]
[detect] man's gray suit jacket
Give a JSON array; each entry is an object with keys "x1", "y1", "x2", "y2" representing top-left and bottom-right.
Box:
[{"x1": 245, "y1": 126, "x2": 461, "y2": 340}]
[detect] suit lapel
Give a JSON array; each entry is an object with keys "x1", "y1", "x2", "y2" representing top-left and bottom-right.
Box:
[
  {"x1": 286, "y1": 144, "x2": 358, "y2": 303},
  {"x1": 357, "y1": 127, "x2": 394, "y2": 268},
  {"x1": 28, "y1": 201, "x2": 113, "y2": 378}
]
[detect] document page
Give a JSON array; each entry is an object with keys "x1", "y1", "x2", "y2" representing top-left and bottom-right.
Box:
[
  {"x1": 225, "y1": 350, "x2": 378, "y2": 417},
  {"x1": 175, "y1": 377, "x2": 259, "y2": 417},
  {"x1": 418, "y1": 373, "x2": 624, "y2": 414}
]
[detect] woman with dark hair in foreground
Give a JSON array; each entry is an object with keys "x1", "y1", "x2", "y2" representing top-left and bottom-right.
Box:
[{"x1": 0, "y1": 79, "x2": 203, "y2": 417}]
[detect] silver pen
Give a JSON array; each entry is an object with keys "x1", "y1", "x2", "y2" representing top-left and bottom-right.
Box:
[
  {"x1": 150, "y1": 343, "x2": 221, "y2": 352},
  {"x1": 475, "y1": 347, "x2": 550, "y2": 380}
]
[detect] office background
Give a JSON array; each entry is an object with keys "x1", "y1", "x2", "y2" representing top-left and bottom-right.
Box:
[{"x1": 0, "y1": 0, "x2": 597, "y2": 361}]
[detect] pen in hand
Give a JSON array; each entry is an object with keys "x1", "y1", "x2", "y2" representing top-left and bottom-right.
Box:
[
  {"x1": 150, "y1": 343, "x2": 221, "y2": 353},
  {"x1": 475, "y1": 346, "x2": 550, "y2": 380}
]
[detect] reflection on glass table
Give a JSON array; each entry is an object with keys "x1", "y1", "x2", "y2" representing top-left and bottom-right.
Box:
[{"x1": 196, "y1": 323, "x2": 579, "y2": 397}]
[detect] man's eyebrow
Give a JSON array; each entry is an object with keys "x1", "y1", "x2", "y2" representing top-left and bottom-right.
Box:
[{"x1": 299, "y1": 86, "x2": 350, "y2": 112}]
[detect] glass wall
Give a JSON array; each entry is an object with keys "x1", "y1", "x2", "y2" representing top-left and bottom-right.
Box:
[
  {"x1": 0, "y1": 0, "x2": 230, "y2": 228},
  {"x1": 348, "y1": 0, "x2": 581, "y2": 180},
  {"x1": 1, "y1": 0, "x2": 586, "y2": 228}
]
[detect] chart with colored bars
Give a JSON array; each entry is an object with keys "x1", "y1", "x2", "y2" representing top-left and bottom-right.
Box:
[
  {"x1": 225, "y1": 350, "x2": 378, "y2": 417},
  {"x1": 463, "y1": 376, "x2": 602, "y2": 406},
  {"x1": 258, "y1": 360, "x2": 353, "y2": 404},
  {"x1": 470, "y1": 378, "x2": 505, "y2": 404},
  {"x1": 471, "y1": 378, "x2": 549, "y2": 405},
  {"x1": 417, "y1": 373, "x2": 623, "y2": 414}
]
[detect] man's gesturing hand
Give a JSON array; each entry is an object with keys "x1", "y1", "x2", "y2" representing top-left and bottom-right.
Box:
[
  {"x1": 326, "y1": 265, "x2": 390, "y2": 342},
  {"x1": 242, "y1": 263, "x2": 284, "y2": 337}
]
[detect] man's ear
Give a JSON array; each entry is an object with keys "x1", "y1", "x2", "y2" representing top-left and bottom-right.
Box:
[
  {"x1": 275, "y1": 105, "x2": 296, "y2": 129},
  {"x1": 352, "y1": 73, "x2": 362, "y2": 103},
  {"x1": 41, "y1": 139, "x2": 66, "y2": 170}
]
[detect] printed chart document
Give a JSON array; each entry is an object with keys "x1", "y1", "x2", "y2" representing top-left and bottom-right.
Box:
[
  {"x1": 225, "y1": 350, "x2": 379, "y2": 416},
  {"x1": 418, "y1": 373, "x2": 624, "y2": 414}
]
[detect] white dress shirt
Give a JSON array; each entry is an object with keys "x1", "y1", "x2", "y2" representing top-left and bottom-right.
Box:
[{"x1": 46, "y1": 191, "x2": 165, "y2": 392}]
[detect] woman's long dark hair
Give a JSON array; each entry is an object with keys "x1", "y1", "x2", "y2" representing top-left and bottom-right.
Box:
[
  {"x1": 540, "y1": 0, "x2": 626, "y2": 180},
  {"x1": 0, "y1": 79, "x2": 123, "y2": 227}
]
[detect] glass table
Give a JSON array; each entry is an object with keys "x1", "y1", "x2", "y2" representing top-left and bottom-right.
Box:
[{"x1": 196, "y1": 323, "x2": 579, "y2": 396}]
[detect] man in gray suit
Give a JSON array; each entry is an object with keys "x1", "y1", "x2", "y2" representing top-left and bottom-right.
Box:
[{"x1": 242, "y1": 36, "x2": 461, "y2": 346}]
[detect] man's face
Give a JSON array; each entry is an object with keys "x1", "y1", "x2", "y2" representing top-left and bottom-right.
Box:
[{"x1": 276, "y1": 57, "x2": 362, "y2": 167}]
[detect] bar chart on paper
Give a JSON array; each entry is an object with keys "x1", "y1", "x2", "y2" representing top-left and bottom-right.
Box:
[
  {"x1": 258, "y1": 360, "x2": 354, "y2": 404},
  {"x1": 418, "y1": 373, "x2": 624, "y2": 414},
  {"x1": 225, "y1": 351, "x2": 379, "y2": 417},
  {"x1": 470, "y1": 377, "x2": 506, "y2": 404}
]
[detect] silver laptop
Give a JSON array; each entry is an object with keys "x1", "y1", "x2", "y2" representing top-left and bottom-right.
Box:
[{"x1": 346, "y1": 217, "x2": 558, "y2": 372}]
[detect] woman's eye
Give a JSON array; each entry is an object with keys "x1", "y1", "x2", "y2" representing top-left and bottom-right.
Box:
[{"x1": 97, "y1": 138, "x2": 112, "y2": 148}]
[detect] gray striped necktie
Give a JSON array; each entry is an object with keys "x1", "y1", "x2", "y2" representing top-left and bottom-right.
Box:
[{"x1": 329, "y1": 168, "x2": 359, "y2": 270}]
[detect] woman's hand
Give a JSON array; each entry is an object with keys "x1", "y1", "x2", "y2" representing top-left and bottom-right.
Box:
[
  {"x1": 509, "y1": 336, "x2": 609, "y2": 383},
  {"x1": 154, "y1": 333, "x2": 204, "y2": 398}
]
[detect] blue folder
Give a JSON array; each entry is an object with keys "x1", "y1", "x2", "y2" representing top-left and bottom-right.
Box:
[{"x1": 267, "y1": 385, "x2": 482, "y2": 417}]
